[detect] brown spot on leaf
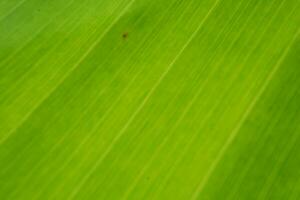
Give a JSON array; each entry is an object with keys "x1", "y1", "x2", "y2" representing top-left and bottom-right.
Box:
[{"x1": 122, "y1": 32, "x2": 129, "y2": 39}]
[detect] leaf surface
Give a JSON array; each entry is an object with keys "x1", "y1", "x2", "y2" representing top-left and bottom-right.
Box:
[{"x1": 0, "y1": 0, "x2": 299, "y2": 199}]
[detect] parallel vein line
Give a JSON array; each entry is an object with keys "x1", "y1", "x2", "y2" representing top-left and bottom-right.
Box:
[
  {"x1": 191, "y1": 29, "x2": 299, "y2": 200},
  {"x1": 0, "y1": 0, "x2": 135, "y2": 145},
  {"x1": 120, "y1": 1, "x2": 250, "y2": 198},
  {"x1": 0, "y1": 0, "x2": 27, "y2": 22},
  {"x1": 66, "y1": 0, "x2": 222, "y2": 199},
  {"x1": 0, "y1": 0, "x2": 77, "y2": 67}
]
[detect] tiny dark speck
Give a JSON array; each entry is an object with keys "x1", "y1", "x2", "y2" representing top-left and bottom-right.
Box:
[{"x1": 122, "y1": 32, "x2": 129, "y2": 39}]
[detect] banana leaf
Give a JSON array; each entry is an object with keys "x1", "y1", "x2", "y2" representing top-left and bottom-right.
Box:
[{"x1": 0, "y1": 0, "x2": 299, "y2": 199}]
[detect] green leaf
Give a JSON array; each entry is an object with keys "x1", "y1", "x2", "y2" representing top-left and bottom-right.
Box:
[{"x1": 0, "y1": 0, "x2": 299, "y2": 199}]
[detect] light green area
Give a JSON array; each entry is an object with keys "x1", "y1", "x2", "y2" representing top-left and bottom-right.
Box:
[{"x1": 0, "y1": 0, "x2": 299, "y2": 199}]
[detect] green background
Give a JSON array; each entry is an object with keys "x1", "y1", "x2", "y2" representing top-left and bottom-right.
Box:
[{"x1": 0, "y1": 0, "x2": 299, "y2": 199}]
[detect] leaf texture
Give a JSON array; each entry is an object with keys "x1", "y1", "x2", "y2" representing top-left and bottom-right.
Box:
[{"x1": 0, "y1": 0, "x2": 299, "y2": 199}]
